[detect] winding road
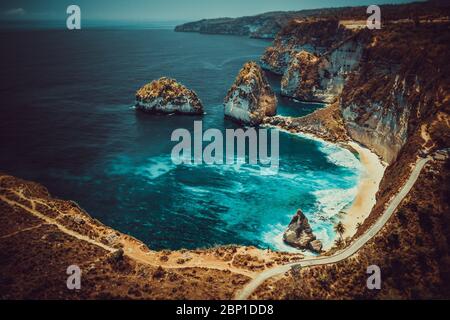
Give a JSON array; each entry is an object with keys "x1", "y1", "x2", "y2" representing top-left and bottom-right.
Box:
[{"x1": 235, "y1": 155, "x2": 432, "y2": 300}]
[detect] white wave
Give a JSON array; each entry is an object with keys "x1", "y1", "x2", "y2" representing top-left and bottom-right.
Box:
[
  {"x1": 318, "y1": 142, "x2": 362, "y2": 171},
  {"x1": 262, "y1": 223, "x2": 304, "y2": 253},
  {"x1": 262, "y1": 223, "x2": 319, "y2": 256},
  {"x1": 181, "y1": 185, "x2": 212, "y2": 196},
  {"x1": 311, "y1": 223, "x2": 335, "y2": 250},
  {"x1": 312, "y1": 187, "x2": 357, "y2": 220},
  {"x1": 266, "y1": 124, "x2": 362, "y2": 172},
  {"x1": 135, "y1": 156, "x2": 176, "y2": 180}
]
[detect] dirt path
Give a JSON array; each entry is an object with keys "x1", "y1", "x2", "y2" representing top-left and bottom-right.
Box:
[
  {"x1": 0, "y1": 187, "x2": 257, "y2": 278},
  {"x1": 0, "y1": 195, "x2": 116, "y2": 253}
]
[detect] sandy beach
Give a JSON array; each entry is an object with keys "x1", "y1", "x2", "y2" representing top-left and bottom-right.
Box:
[{"x1": 341, "y1": 141, "x2": 386, "y2": 239}]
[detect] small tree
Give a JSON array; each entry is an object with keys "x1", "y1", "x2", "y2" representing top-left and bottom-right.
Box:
[
  {"x1": 334, "y1": 222, "x2": 346, "y2": 240},
  {"x1": 334, "y1": 238, "x2": 344, "y2": 248}
]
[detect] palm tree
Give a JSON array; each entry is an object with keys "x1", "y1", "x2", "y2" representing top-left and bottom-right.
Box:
[
  {"x1": 334, "y1": 238, "x2": 343, "y2": 248},
  {"x1": 334, "y1": 222, "x2": 345, "y2": 240}
]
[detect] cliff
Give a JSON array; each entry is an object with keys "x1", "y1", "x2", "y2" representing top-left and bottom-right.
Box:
[
  {"x1": 264, "y1": 18, "x2": 449, "y2": 164},
  {"x1": 260, "y1": 19, "x2": 354, "y2": 75},
  {"x1": 340, "y1": 24, "x2": 449, "y2": 163}
]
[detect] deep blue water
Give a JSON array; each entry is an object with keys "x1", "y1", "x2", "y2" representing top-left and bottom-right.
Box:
[{"x1": 0, "y1": 28, "x2": 360, "y2": 251}]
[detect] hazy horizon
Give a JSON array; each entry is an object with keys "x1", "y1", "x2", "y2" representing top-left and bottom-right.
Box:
[{"x1": 0, "y1": 0, "x2": 423, "y2": 22}]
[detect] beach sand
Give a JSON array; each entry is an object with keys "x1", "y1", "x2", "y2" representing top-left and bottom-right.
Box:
[{"x1": 341, "y1": 141, "x2": 386, "y2": 239}]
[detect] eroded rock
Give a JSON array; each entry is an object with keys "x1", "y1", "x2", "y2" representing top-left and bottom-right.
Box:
[
  {"x1": 224, "y1": 61, "x2": 277, "y2": 125},
  {"x1": 135, "y1": 77, "x2": 204, "y2": 115},
  {"x1": 283, "y1": 209, "x2": 320, "y2": 251}
]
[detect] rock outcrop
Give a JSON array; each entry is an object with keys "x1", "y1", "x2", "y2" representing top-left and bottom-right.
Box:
[
  {"x1": 261, "y1": 19, "x2": 364, "y2": 104},
  {"x1": 135, "y1": 77, "x2": 204, "y2": 115},
  {"x1": 224, "y1": 62, "x2": 277, "y2": 125},
  {"x1": 265, "y1": 102, "x2": 349, "y2": 143},
  {"x1": 283, "y1": 209, "x2": 322, "y2": 253}
]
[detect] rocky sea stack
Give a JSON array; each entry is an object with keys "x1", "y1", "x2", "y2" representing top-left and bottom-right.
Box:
[
  {"x1": 135, "y1": 77, "x2": 204, "y2": 115},
  {"x1": 224, "y1": 61, "x2": 277, "y2": 125},
  {"x1": 283, "y1": 209, "x2": 322, "y2": 253}
]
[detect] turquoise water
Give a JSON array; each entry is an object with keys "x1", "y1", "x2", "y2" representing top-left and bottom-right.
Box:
[
  {"x1": 0, "y1": 28, "x2": 361, "y2": 251},
  {"x1": 265, "y1": 72, "x2": 327, "y2": 118}
]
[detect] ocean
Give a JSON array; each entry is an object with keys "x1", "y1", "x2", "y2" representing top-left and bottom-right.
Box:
[{"x1": 0, "y1": 26, "x2": 361, "y2": 251}]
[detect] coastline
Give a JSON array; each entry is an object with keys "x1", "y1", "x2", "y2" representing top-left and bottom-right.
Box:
[
  {"x1": 340, "y1": 141, "x2": 386, "y2": 239},
  {"x1": 265, "y1": 124, "x2": 386, "y2": 251}
]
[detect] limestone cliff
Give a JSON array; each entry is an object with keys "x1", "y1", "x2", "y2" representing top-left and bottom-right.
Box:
[
  {"x1": 260, "y1": 19, "x2": 354, "y2": 75},
  {"x1": 135, "y1": 77, "x2": 204, "y2": 115},
  {"x1": 340, "y1": 24, "x2": 449, "y2": 163},
  {"x1": 263, "y1": 19, "x2": 449, "y2": 164},
  {"x1": 224, "y1": 62, "x2": 277, "y2": 125}
]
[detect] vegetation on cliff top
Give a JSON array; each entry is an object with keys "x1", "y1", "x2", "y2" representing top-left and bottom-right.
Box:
[{"x1": 135, "y1": 77, "x2": 203, "y2": 114}]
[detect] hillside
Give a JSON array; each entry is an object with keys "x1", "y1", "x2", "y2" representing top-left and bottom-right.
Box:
[
  {"x1": 175, "y1": 1, "x2": 450, "y2": 39},
  {"x1": 0, "y1": 174, "x2": 304, "y2": 299}
]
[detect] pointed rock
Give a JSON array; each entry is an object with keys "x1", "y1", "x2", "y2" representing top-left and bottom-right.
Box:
[
  {"x1": 283, "y1": 209, "x2": 321, "y2": 252},
  {"x1": 224, "y1": 61, "x2": 277, "y2": 125}
]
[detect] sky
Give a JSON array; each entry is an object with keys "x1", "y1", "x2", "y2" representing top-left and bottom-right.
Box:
[{"x1": 0, "y1": 0, "x2": 422, "y2": 22}]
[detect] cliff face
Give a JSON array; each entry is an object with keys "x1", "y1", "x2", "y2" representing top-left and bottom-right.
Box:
[
  {"x1": 260, "y1": 19, "x2": 354, "y2": 75},
  {"x1": 224, "y1": 61, "x2": 277, "y2": 125},
  {"x1": 341, "y1": 24, "x2": 450, "y2": 163},
  {"x1": 261, "y1": 19, "x2": 364, "y2": 105},
  {"x1": 264, "y1": 20, "x2": 449, "y2": 163}
]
